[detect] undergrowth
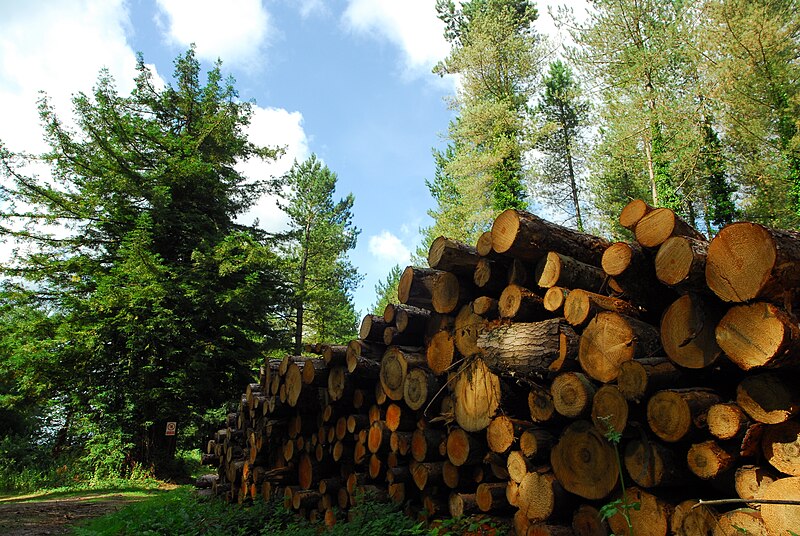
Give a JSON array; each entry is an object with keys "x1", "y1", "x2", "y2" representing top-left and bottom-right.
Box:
[{"x1": 73, "y1": 487, "x2": 508, "y2": 536}]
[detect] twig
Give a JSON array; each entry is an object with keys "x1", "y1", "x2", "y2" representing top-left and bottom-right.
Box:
[{"x1": 693, "y1": 498, "x2": 800, "y2": 508}]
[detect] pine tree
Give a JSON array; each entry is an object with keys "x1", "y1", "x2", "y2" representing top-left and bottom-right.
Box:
[
  {"x1": 278, "y1": 155, "x2": 361, "y2": 352},
  {"x1": 0, "y1": 48, "x2": 290, "y2": 471},
  {"x1": 535, "y1": 60, "x2": 589, "y2": 231}
]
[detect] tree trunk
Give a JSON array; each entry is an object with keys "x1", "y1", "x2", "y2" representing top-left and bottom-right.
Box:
[
  {"x1": 687, "y1": 439, "x2": 738, "y2": 480},
  {"x1": 498, "y1": 284, "x2": 549, "y2": 321},
  {"x1": 624, "y1": 438, "x2": 692, "y2": 488},
  {"x1": 646, "y1": 388, "x2": 721, "y2": 442},
  {"x1": 535, "y1": 251, "x2": 605, "y2": 292},
  {"x1": 516, "y1": 469, "x2": 570, "y2": 521},
  {"x1": 578, "y1": 311, "x2": 662, "y2": 383},
  {"x1": 671, "y1": 500, "x2": 718, "y2": 536},
  {"x1": 427, "y1": 236, "x2": 481, "y2": 280},
  {"x1": 551, "y1": 372, "x2": 596, "y2": 419},
  {"x1": 478, "y1": 319, "x2": 578, "y2": 378},
  {"x1": 762, "y1": 420, "x2": 800, "y2": 476},
  {"x1": 359, "y1": 315, "x2": 388, "y2": 343},
  {"x1": 606, "y1": 487, "x2": 673, "y2": 536},
  {"x1": 476, "y1": 230, "x2": 494, "y2": 257},
  {"x1": 716, "y1": 301, "x2": 800, "y2": 370},
  {"x1": 543, "y1": 287, "x2": 569, "y2": 313},
  {"x1": 398, "y1": 266, "x2": 469, "y2": 314},
  {"x1": 660, "y1": 293, "x2": 723, "y2": 369},
  {"x1": 711, "y1": 222, "x2": 800, "y2": 302},
  {"x1": 426, "y1": 330, "x2": 455, "y2": 375},
  {"x1": 453, "y1": 304, "x2": 485, "y2": 358},
  {"x1": 654, "y1": 236, "x2": 709, "y2": 293},
  {"x1": 452, "y1": 358, "x2": 501, "y2": 432},
  {"x1": 446, "y1": 427, "x2": 486, "y2": 466},
  {"x1": 402, "y1": 367, "x2": 439, "y2": 411},
  {"x1": 619, "y1": 198, "x2": 654, "y2": 230},
  {"x1": 379, "y1": 346, "x2": 426, "y2": 402},
  {"x1": 550, "y1": 420, "x2": 618, "y2": 500},
  {"x1": 563, "y1": 289, "x2": 640, "y2": 328},
  {"x1": 635, "y1": 207, "x2": 706, "y2": 248},
  {"x1": 737, "y1": 372, "x2": 800, "y2": 424},
  {"x1": 473, "y1": 257, "x2": 509, "y2": 297},
  {"x1": 590, "y1": 384, "x2": 628, "y2": 436},
  {"x1": 491, "y1": 209, "x2": 611, "y2": 265},
  {"x1": 758, "y1": 476, "x2": 800, "y2": 535},
  {"x1": 617, "y1": 357, "x2": 680, "y2": 402}
]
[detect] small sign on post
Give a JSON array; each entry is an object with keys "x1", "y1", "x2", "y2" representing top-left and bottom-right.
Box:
[{"x1": 165, "y1": 422, "x2": 177, "y2": 436}]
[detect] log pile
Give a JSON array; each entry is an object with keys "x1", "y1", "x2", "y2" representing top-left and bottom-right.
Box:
[{"x1": 203, "y1": 204, "x2": 800, "y2": 535}]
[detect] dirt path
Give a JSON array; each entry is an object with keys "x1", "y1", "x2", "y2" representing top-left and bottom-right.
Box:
[{"x1": 0, "y1": 492, "x2": 151, "y2": 535}]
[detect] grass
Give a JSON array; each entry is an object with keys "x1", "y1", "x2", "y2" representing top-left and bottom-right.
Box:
[{"x1": 71, "y1": 487, "x2": 509, "y2": 536}]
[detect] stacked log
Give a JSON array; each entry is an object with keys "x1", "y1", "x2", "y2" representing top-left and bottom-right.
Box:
[{"x1": 203, "y1": 203, "x2": 800, "y2": 535}]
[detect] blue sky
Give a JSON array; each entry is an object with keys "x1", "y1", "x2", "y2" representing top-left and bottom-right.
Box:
[{"x1": 0, "y1": 0, "x2": 577, "y2": 316}]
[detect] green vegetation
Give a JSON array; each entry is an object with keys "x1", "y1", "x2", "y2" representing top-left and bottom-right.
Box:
[
  {"x1": 0, "y1": 48, "x2": 360, "y2": 487},
  {"x1": 71, "y1": 487, "x2": 506, "y2": 536}
]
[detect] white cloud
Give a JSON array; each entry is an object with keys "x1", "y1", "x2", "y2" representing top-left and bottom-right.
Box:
[
  {"x1": 297, "y1": 0, "x2": 326, "y2": 18},
  {"x1": 0, "y1": 1, "x2": 140, "y2": 153},
  {"x1": 154, "y1": 0, "x2": 271, "y2": 70},
  {"x1": 368, "y1": 231, "x2": 411, "y2": 265},
  {"x1": 342, "y1": 0, "x2": 449, "y2": 78},
  {"x1": 236, "y1": 106, "x2": 310, "y2": 232}
]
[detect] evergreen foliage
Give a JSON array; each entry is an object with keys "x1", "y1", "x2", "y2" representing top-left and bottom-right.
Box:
[
  {"x1": 371, "y1": 264, "x2": 402, "y2": 316},
  {"x1": 0, "y1": 48, "x2": 290, "y2": 472},
  {"x1": 535, "y1": 60, "x2": 589, "y2": 231},
  {"x1": 278, "y1": 154, "x2": 361, "y2": 352}
]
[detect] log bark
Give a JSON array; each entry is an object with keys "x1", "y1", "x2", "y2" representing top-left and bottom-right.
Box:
[
  {"x1": 427, "y1": 236, "x2": 481, "y2": 279},
  {"x1": 647, "y1": 388, "x2": 721, "y2": 442},
  {"x1": 716, "y1": 301, "x2": 800, "y2": 370},
  {"x1": 660, "y1": 293, "x2": 723, "y2": 369},
  {"x1": 359, "y1": 315, "x2": 388, "y2": 343},
  {"x1": 655, "y1": 236, "x2": 709, "y2": 293},
  {"x1": 473, "y1": 258, "x2": 509, "y2": 297},
  {"x1": 619, "y1": 198, "x2": 654, "y2": 230},
  {"x1": 535, "y1": 251, "x2": 606, "y2": 292},
  {"x1": 706, "y1": 222, "x2": 800, "y2": 304},
  {"x1": 550, "y1": 420, "x2": 618, "y2": 500},
  {"x1": 578, "y1": 311, "x2": 662, "y2": 383},
  {"x1": 635, "y1": 207, "x2": 706, "y2": 248},
  {"x1": 393, "y1": 304, "x2": 431, "y2": 335},
  {"x1": 478, "y1": 319, "x2": 578, "y2": 377},
  {"x1": 563, "y1": 289, "x2": 640, "y2": 328},
  {"x1": 737, "y1": 372, "x2": 800, "y2": 424},
  {"x1": 498, "y1": 284, "x2": 549, "y2": 321},
  {"x1": 491, "y1": 209, "x2": 612, "y2": 266},
  {"x1": 398, "y1": 266, "x2": 468, "y2": 314}
]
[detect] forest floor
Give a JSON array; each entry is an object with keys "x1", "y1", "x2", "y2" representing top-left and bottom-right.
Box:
[{"x1": 0, "y1": 485, "x2": 175, "y2": 535}]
